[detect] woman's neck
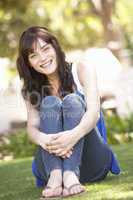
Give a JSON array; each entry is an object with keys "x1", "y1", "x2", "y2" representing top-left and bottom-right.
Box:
[{"x1": 47, "y1": 71, "x2": 60, "y2": 91}]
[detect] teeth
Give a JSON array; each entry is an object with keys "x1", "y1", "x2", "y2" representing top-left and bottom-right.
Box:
[{"x1": 41, "y1": 60, "x2": 52, "y2": 68}]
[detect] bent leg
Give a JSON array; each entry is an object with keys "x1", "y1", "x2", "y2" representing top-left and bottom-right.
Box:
[
  {"x1": 39, "y1": 96, "x2": 63, "y2": 179},
  {"x1": 74, "y1": 91, "x2": 113, "y2": 183},
  {"x1": 62, "y1": 93, "x2": 86, "y2": 175},
  {"x1": 79, "y1": 127, "x2": 112, "y2": 183},
  {"x1": 61, "y1": 93, "x2": 86, "y2": 196}
]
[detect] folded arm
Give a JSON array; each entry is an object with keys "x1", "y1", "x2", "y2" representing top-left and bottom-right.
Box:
[{"x1": 72, "y1": 60, "x2": 100, "y2": 140}]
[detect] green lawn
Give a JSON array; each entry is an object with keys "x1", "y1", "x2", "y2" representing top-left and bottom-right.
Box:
[{"x1": 0, "y1": 143, "x2": 133, "y2": 200}]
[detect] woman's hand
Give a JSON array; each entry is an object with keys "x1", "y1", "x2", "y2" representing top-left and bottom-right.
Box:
[
  {"x1": 46, "y1": 130, "x2": 79, "y2": 158},
  {"x1": 38, "y1": 131, "x2": 73, "y2": 158},
  {"x1": 38, "y1": 132, "x2": 56, "y2": 151},
  {"x1": 60, "y1": 149, "x2": 73, "y2": 159}
]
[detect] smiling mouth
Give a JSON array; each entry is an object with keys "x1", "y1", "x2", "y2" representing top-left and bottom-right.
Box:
[{"x1": 40, "y1": 59, "x2": 53, "y2": 68}]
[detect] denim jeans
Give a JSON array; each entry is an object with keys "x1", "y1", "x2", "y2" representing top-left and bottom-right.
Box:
[
  {"x1": 32, "y1": 92, "x2": 115, "y2": 186},
  {"x1": 39, "y1": 93, "x2": 86, "y2": 178}
]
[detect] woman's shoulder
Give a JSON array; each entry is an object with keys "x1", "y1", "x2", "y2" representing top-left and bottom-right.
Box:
[
  {"x1": 72, "y1": 59, "x2": 97, "y2": 93},
  {"x1": 73, "y1": 59, "x2": 97, "y2": 81}
]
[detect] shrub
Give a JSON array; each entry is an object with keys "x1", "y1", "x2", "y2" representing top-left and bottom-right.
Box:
[
  {"x1": 104, "y1": 111, "x2": 133, "y2": 144},
  {"x1": 0, "y1": 128, "x2": 36, "y2": 159}
]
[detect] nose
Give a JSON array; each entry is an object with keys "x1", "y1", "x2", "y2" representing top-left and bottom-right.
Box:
[
  {"x1": 40, "y1": 51, "x2": 44, "y2": 59},
  {"x1": 39, "y1": 52, "x2": 46, "y2": 63}
]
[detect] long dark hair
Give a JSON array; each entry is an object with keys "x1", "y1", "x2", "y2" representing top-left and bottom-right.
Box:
[{"x1": 17, "y1": 26, "x2": 77, "y2": 109}]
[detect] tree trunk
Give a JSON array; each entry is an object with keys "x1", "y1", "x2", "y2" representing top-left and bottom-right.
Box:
[{"x1": 89, "y1": 0, "x2": 123, "y2": 61}]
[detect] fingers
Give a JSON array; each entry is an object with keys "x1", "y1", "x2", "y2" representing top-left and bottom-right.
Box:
[
  {"x1": 46, "y1": 139, "x2": 61, "y2": 148},
  {"x1": 46, "y1": 144, "x2": 62, "y2": 153},
  {"x1": 51, "y1": 135, "x2": 60, "y2": 140},
  {"x1": 51, "y1": 149, "x2": 73, "y2": 158},
  {"x1": 49, "y1": 140, "x2": 60, "y2": 146},
  {"x1": 46, "y1": 145, "x2": 58, "y2": 151},
  {"x1": 65, "y1": 150, "x2": 73, "y2": 158}
]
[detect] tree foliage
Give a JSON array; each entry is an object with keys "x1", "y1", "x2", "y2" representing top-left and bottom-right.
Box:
[{"x1": 0, "y1": 0, "x2": 132, "y2": 61}]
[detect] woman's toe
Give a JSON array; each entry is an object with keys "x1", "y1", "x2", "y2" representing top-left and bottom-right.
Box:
[
  {"x1": 63, "y1": 188, "x2": 69, "y2": 197},
  {"x1": 53, "y1": 187, "x2": 62, "y2": 196},
  {"x1": 76, "y1": 185, "x2": 81, "y2": 194},
  {"x1": 70, "y1": 184, "x2": 84, "y2": 195},
  {"x1": 43, "y1": 186, "x2": 62, "y2": 198},
  {"x1": 70, "y1": 186, "x2": 77, "y2": 195},
  {"x1": 42, "y1": 187, "x2": 55, "y2": 197},
  {"x1": 42, "y1": 188, "x2": 50, "y2": 197}
]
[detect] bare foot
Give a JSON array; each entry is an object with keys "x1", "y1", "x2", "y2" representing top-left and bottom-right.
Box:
[
  {"x1": 42, "y1": 169, "x2": 62, "y2": 198},
  {"x1": 63, "y1": 171, "x2": 85, "y2": 197}
]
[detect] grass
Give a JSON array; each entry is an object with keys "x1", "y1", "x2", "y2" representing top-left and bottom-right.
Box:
[{"x1": 0, "y1": 143, "x2": 133, "y2": 200}]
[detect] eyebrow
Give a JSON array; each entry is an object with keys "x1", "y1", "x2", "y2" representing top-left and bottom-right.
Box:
[
  {"x1": 40, "y1": 44, "x2": 49, "y2": 49},
  {"x1": 28, "y1": 43, "x2": 49, "y2": 56}
]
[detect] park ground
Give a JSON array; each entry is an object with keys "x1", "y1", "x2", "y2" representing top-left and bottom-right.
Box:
[{"x1": 0, "y1": 142, "x2": 133, "y2": 200}]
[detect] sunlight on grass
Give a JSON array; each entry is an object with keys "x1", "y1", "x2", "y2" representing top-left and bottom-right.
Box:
[{"x1": 0, "y1": 143, "x2": 133, "y2": 200}]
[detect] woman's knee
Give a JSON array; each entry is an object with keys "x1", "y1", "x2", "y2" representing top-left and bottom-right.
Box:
[
  {"x1": 62, "y1": 93, "x2": 86, "y2": 111},
  {"x1": 39, "y1": 96, "x2": 62, "y2": 123},
  {"x1": 40, "y1": 95, "x2": 62, "y2": 110}
]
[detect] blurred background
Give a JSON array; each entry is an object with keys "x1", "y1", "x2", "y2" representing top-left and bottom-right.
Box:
[{"x1": 0, "y1": 0, "x2": 133, "y2": 160}]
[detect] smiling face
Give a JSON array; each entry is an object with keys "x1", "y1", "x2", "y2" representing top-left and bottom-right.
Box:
[{"x1": 28, "y1": 38, "x2": 58, "y2": 76}]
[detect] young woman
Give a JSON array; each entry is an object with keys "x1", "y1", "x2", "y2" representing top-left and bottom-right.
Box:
[{"x1": 17, "y1": 26, "x2": 120, "y2": 199}]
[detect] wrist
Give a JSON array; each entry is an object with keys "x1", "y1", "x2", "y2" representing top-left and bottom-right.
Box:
[
  {"x1": 71, "y1": 128, "x2": 81, "y2": 142},
  {"x1": 37, "y1": 131, "x2": 44, "y2": 146},
  {"x1": 72, "y1": 126, "x2": 86, "y2": 141}
]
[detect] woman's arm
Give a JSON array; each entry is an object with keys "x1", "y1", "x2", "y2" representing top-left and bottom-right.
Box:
[
  {"x1": 25, "y1": 100, "x2": 53, "y2": 149},
  {"x1": 25, "y1": 100, "x2": 73, "y2": 158},
  {"x1": 25, "y1": 100, "x2": 41, "y2": 144},
  {"x1": 46, "y1": 61, "x2": 100, "y2": 156},
  {"x1": 72, "y1": 60, "x2": 100, "y2": 140}
]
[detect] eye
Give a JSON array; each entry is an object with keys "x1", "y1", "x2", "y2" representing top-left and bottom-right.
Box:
[
  {"x1": 29, "y1": 53, "x2": 37, "y2": 59},
  {"x1": 42, "y1": 46, "x2": 50, "y2": 52}
]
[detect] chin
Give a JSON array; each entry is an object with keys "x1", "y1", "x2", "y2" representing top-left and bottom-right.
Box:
[{"x1": 42, "y1": 65, "x2": 58, "y2": 75}]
